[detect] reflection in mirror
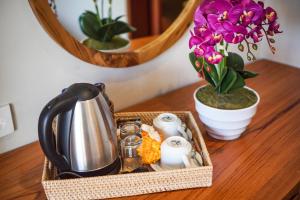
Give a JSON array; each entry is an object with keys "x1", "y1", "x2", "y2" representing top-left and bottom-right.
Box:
[{"x1": 49, "y1": 0, "x2": 188, "y2": 52}]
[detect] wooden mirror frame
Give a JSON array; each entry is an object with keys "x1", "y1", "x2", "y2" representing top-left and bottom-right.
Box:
[{"x1": 29, "y1": 0, "x2": 201, "y2": 68}]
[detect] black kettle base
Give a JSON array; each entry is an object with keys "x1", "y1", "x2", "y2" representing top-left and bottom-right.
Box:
[{"x1": 58, "y1": 157, "x2": 121, "y2": 179}]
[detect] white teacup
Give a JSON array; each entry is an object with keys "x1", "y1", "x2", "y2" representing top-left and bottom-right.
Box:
[
  {"x1": 160, "y1": 136, "x2": 192, "y2": 169},
  {"x1": 153, "y1": 113, "x2": 188, "y2": 140}
]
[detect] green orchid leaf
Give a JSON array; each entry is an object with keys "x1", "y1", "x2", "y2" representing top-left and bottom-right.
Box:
[
  {"x1": 218, "y1": 54, "x2": 227, "y2": 81},
  {"x1": 189, "y1": 52, "x2": 218, "y2": 87},
  {"x1": 219, "y1": 66, "x2": 228, "y2": 84},
  {"x1": 100, "y1": 18, "x2": 112, "y2": 25},
  {"x1": 189, "y1": 52, "x2": 202, "y2": 73},
  {"x1": 239, "y1": 70, "x2": 258, "y2": 79},
  {"x1": 228, "y1": 72, "x2": 245, "y2": 92},
  {"x1": 110, "y1": 21, "x2": 136, "y2": 35},
  {"x1": 203, "y1": 66, "x2": 216, "y2": 87},
  {"x1": 79, "y1": 11, "x2": 102, "y2": 40},
  {"x1": 214, "y1": 65, "x2": 228, "y2": 93},
  {"x1": 97, "y1": 21, "x2": 136, "y2": 42},
  {"x1": 220, "y1": 68, "x2": 238, "y2": 93},
  {"x1": 79, "y1": 10, "x2": 135, "y2": 42},
  {"x1": 189, "y1": 52, "x2": 221, "y2": 88},
  {"x1": 206, "y1": 63, "x2": 220, "y2": 87},
  {"x1": 226, "y1": 52, "x2": 244, "y2": 71},
  {"x1": 115, "y1": 15, "x2": 125, "y2": 21}
]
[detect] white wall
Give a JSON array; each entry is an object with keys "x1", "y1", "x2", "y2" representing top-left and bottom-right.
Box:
[{"x1": 0, "y1": 0, "x2": 298, "y2": 153}]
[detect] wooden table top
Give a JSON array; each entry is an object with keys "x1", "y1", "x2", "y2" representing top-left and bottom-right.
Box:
[{"x1": 0, "y1": 60, "x2": 299, "y2": 200}]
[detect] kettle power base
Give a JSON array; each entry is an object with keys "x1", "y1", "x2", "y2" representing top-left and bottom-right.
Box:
[
  {"x1": 41, "y1": 111, "x2": 213, "y2": 200},
  {"x1": 57, "y1": 158, "x2": 121, "y2": 179}
]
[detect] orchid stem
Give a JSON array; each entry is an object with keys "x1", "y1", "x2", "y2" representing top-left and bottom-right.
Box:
[
  {"x1": 94, "y1": 0, "x2": 103, "y2": 26},
  {"x1": 201, "y1": 58, "x2": 205, "y2": 80},
  {"x1": 244, "y1": 38, "x2": 256, "y2": 61},
  {"x1": 101, "y1": 0, "x2": 104, "y2": 19},
  {"x1": 261, "y1": 26, "x2": 275, "y2": 54},
  {"x1": 217, "y1": 40, "x2": 226, "y2": 93},
  {"x1": 108, "y1": 0, "x2": 112, "y2": 21},
  {"x1": 218, "y1": 41, "x2": 225, "y2": 80}
]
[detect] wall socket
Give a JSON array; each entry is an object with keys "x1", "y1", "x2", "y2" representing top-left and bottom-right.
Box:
[{"x1": 0, "y1": 104, "x2": 15, "y2": 138}]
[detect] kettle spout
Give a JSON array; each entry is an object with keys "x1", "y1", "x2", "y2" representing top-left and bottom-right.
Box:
[{"x1": 95, "y1": 83, "x2": 114, "y2": 114}]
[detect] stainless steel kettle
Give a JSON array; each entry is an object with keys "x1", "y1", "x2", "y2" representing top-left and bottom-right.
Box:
[{"x1": 38, "y1": 83, "x2": 120, "y2": 177}]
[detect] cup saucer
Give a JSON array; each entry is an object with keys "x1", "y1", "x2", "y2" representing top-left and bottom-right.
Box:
[
  {"x1": 150, "y1": 161, "x2": 177, "y2": 171},
  {"x1": 150, "y1": 152, "x2": 202, "y2": 172}
]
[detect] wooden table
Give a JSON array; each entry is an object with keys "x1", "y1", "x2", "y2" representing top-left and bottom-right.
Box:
[{"x1": 1, "y1": 60, "x2": 300, "y2": 200}]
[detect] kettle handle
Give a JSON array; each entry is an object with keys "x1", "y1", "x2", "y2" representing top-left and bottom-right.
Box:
[{"x1": 38, "y1": 92, "x2": 77, "y2": 172}]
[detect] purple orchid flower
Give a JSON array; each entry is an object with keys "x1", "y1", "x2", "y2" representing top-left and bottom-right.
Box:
[
  {"x1": 204, "y1": 46, "x2": 223, "y2": 64},
  {"x1": 193, "y1": 9, "x2": 211, "y2": 38},
  {"x1": 190, "y1": 0, "x2": 282, "y2": 66},
  {"x1": 194, "y1": 25, "x2": 212, "y2": 40},
  {"x1": 267, "y1": 22, "x2": 282, "y2": 36},
  {"x1": 189, "y1": 35, "x2": 223, "y2": 65},
  {"x1": 191, "y1": 8, "x2": 224, "y2": 47},
  {"x1": 203, "y1": 0, "x2": 235, "y2": 33},
  {"x1": 208, "y1": 33, "x2": 223, "y2": 45},
  {"x1": 200, "y1": 0, "x2": 223, "y2": 15},
  {"x1": 230, "y1": 1, "x2": 264, "y2": 26},
  {"x1": 224, "y1": 25, "x2": 247, "y2": 44},
  {"x1": 265, "y1": 7, "x2": 277, "y2": 23},
  {"x1": 247, "y1": 25, "x2": 263, "y2": 43},
  {"x1": 194, "y1": 6, "x2": 207, "y2": 26},
  {"x1": 193, "y1": 28, "x2": 223, "y2": 47},
  {"x1": 194, "y1": 45, "x2": 207, "y2": 57},
  {"x1": 230, "y1": 0, "x2": 251, "y2": 7},
  {"x1": 258, "y1": 1, "x2": 278, "y2": 23},
  {"x1": 257, "y1": 1, "x2": 264, "y2": 8},
  {"x1": 193, "y1": 7, "x2": 217, "y2": 42},
  {"x1": 189, "y1": 34, "x2": 203, "y2": 49},
  {"x1": 189, "y1": 33, "x2": 208, "y2": 58}
]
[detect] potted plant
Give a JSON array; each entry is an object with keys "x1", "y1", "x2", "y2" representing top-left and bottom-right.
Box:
[
  {"x1": 79, "y1": 0, "x2": 136, "y2": 52},
  {"x1": 189, "y1": 0, "x2": 282, "y2": 140}
]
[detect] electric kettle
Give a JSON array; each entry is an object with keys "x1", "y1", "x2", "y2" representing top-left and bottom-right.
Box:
[{"x1": 38, "y1": 83, "x2": 120, "y2": 177}]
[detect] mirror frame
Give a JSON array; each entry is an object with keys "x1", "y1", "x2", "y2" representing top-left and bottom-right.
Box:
[{"x1": 29, "y1": 0, "x2": 201, "y2": 68}]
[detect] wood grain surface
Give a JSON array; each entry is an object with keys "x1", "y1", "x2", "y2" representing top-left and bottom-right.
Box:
[
  {"x1": 28, "y1": 0, "x2": 200, "y2": 68},
  {"x1": 129, "y1": 35, "x2": 160, "y2": 51},
  {"x1": 0, "y1": 60, "x2": 300, "y2": 200}
]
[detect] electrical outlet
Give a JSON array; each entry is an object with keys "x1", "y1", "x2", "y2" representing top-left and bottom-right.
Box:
[{"x1": 0, "y1": 104, "x2": 15, "y2": 138}]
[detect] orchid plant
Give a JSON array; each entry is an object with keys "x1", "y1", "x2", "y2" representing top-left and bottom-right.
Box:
[
  {"x1": 189, "y1": 0, "x2": 282, "y2": 94},
  {"x1": 79, "y1": 0, "x2": 136, "y2": 50}
]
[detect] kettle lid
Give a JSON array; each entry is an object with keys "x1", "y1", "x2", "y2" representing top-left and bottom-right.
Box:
[{"x1": 66, "y1": 83, "x2": 99, "y2": 101}]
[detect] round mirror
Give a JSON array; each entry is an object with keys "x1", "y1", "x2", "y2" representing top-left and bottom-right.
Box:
[{"x1": 29, "y1": 0, "x2": 200, "y2": 67}]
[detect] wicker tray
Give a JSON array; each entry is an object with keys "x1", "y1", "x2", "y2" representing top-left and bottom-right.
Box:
[{"x1": 42, "y1": 111, "x2": 213, "y2": 199}]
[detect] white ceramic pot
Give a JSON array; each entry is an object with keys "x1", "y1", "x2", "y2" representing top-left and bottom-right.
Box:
[
  {"x1": 81, "y1": 38, "x2": 131, "y2": 53},
  {"x1": 99, "y1": 42, "x2": 130, "y2": 53},
  {"x1": 194, "y1": 86, "x2": 260, "y2": 140}
]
